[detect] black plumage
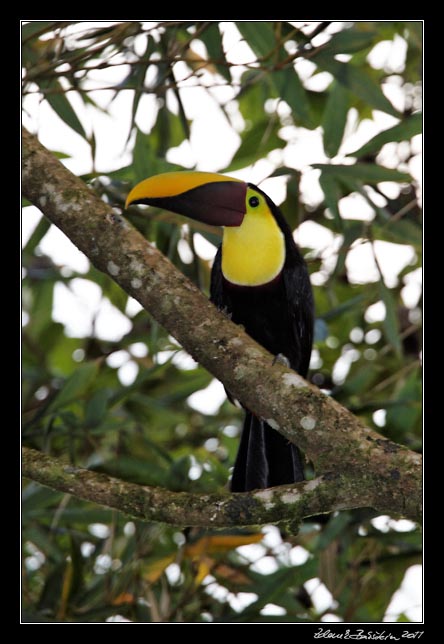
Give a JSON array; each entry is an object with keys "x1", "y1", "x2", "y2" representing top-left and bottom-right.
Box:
[{"x1": 210, "y1": 184, "x2": 314, "y2": 492}]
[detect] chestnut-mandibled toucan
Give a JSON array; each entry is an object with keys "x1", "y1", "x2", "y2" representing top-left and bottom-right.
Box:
[{"x1": 126, "y1": 171, "x2": 314, "y2": 492}]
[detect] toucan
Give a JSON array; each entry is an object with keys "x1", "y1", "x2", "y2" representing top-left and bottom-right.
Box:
[{"x1": 126, "y1": 171, "x2": 314, "y2": 492}]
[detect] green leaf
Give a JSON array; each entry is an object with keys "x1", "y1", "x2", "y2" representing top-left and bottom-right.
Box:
[
  {"x1": 332, "y1": 221, "x2": 365, "y2": 276},
  {"x1": 278, "y1": 170, "x2": 301, "y2": 231},
  {"x1": 22, "y1": 483, "x2": 64, "y2": 512},
  {"x1": 237, "y1": 71, "x2": 269, "y2": 119},
  {"x1": 318, "y1": 172, "x2": 342, "y2": 227},
  {"x1": 313, "y1": 163, "x2": 411, "y2": 184},
  {"x1": 22, "y1": 216, "x2": 51, "y2": 258},
  {"x1": 342, "y1": 364, "x2": 381, "y2": 396},
  {"x1": 322, "y1": 293, "x2": 368, "y2": 321},
  {"x1": 24, "y1": 525, "x2": 65, "y2": 564},
  {"x1": 21, "y1": 21, "x2": 60, "y2": 43},
  {"x1": 316, "y1": 511, "x2": 353, "y2": 550},
  {"x1": 50, "y1": 150, "x2": 72, "y2": 160},
  {"x1": 306, "y1": 88, "x2": 329, "y2": 128},
  {"x1": 27, "y1": 507, "x2": 114, "y2": 523},
  {"x1": 240, "y1": 567, "x2": 309, "y2": 616},
  {"x1": 372, "y1": 218, "x2": 421, "y2": 250},
  {"x1": 106, "y1": 163, "x2": 134, "y2": 183},
  {"x1": 199, "y1": 23, "x2": 231, "y2": 81},
  {"x1": 320, "y1": 28, "x2": 377, "y2": 55},
  {"x1": 97, "y1": 456, "x2": 169, "y2": 487},
  {"x1": 151, "y1": 107, "x2": 188, "y2": 158},
  {"x1": 273, "y1": 68, "x2": 314, "y2": 128},
  {"x1": 124, "y1": 35, "x2": 155, "y2": 142},
  {"x1": 36, "y1": 561, "x2": 67, "y2": 611},
  {"x1": 386, "y1": 369, "x2": 422, "y2": 437},
  {"x1": 47, "y1": 335, "x2": 84, "y2": 376},
  {"x1": 348, "y1": 112, "x2": 422, "y2": 157},
  {"x1": 43, "y1": 80, "x2": 87, "y2": 139},
  {"x1": 132, "y1": 127, "x2": 178, "y2": 182},
  {"x1": 322, "y1": 81, "x2": 350, "y2": 157},
  {"x1": 235, "y1": 22, "x2": 276, "y2": 60},
  {"x1": 311, "y1": 53, "x2": 399, "y2": 118},
  {"x1": 378, "y1": 280, "x2": 402, "y2": 357},
  {"x1": 225, "y1": 118, "x2": 285, "y2": 172},
  {"x1": 132, "y1": 127, "x2": 154, "y2": 181},
  {"x1": 85, "y1": 389, "x2": 110, "y2": 427},
  {"x1": 396, "y1": 613, "x2": 412, "y2": 623},
  {"x1": 48, "y1": 361, "x2": 100, "y2": 411},
  {"x1": 27, "y1": 280, "x2": 55, "y2": 339}
]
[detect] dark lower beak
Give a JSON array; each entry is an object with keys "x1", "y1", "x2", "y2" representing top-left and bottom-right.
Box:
[{"x1": 125, "y1": 171, "x2": 247, "y2": 227}]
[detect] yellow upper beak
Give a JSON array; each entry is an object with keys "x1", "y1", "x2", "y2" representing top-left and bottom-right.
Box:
[
  {"x1": 125, "y1": 171, "x2": 247, "y2": 227},
  {"x1": 125, "y1": 171, "x2": 243, "y2": 209}
]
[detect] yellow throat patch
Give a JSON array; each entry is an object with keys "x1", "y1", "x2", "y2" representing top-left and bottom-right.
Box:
[{"x1": 221, "y1": 188, "x2": 286, "y2": 286}]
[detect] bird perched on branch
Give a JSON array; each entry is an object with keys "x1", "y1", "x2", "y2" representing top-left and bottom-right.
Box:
[{"x1": 126, "y1": 171, "x2": 314, "y2": 492}]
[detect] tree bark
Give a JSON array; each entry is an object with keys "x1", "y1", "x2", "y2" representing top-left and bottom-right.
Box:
[
  {"x1": 21, "y1": 126, "x2": 422, "y2": 525},
  {"x1": 20, "y1": 446, "x2": 396, "y2": 528}
]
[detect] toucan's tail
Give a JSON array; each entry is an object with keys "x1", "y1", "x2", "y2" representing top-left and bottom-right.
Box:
[{"x1": 230, "y1": 412, "x2": 304, "y2": 492}]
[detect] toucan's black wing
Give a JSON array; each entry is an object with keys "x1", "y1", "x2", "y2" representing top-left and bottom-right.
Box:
[
  {"x1": 282, "y1": 255, "x2": 314, "y2": 378},
  {"x1": 209, "y1": 246, "x2": 225, "y2": 311},
  {"x1": 268, "y1": 195, "x2": 314, "y2": 378}
]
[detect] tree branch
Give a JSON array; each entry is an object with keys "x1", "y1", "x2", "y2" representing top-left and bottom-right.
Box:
[
  {"x1": 21, "y1": 126, "x2": 422, "y2": 524},
  {"x1": 21, "y1": 447, "x2": 378, "y2": 529}
]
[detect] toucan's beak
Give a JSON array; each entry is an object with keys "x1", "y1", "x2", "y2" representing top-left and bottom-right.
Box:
[{"x1": 125, "y1": 171, "x2": 247, "y2": 227}]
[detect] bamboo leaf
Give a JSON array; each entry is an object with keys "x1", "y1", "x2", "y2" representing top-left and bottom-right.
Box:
[
  {"x1": 316, "y1": 511, "x2": 353, "y2": 550},
  {"x1": 27, "y1": 281, "x2": 55, "y2": 339},
  {"x1": 348, "y1": 112, "x2": 422, "y2": 157},
  {"x1": 332, "y1": 221, "x2": 365, "y2": 276},
  {"x1": 279, "y1": 170, "x2": 301, "y2": 231},
  {"x1": 313, "y1": 163, "x2": 411, "y2": 184},
  {"x1": 48, "y1": 361, "x2": 100, "y2": 411},
  {"x1": 273, "y1": 68, "x2": 314, "y2": 128},
  {"x1": 378, "y1": 280, "x2": 402, "y2": 357},
  {"x1": 237, "y1": 70, "x2": 270, "y2": 118},
  {"x1": 372, "y1": 219, "x2": 422, "y2": 249},
  {"x1": 235, "y1": 22, "x2": 276, "y2": 59},
  {"x1": 225, "y1": 118, "x2": 285, "y2": 172},
  {"x1": 124, "y1": 35, "x2": 155, "y2": 143},
  {"x1": 311, "y1": 53, "x2": 399, "y2": 118},
  {"x1": 318, "y1": 172, "x2": 342, "y2": 227},
  {"x1": 85, "y1": 389, "x2": 110, "y2": 427},
  {"x1": 386, "y1": 369, "x2": 422, "y2": 437},
  {"x1": 21, "y1": 21, "x2": 61, "y2": 43},
  {"x1": 199, "y1": 23, "x2": 231, "y2": 81},
  {"x1": 23, "y1": 217, "x2": 51, "y2": 258},
  {"x1": 322, "y1": 81, "x2": 350, "y2": 157},
  {"x1": 43, "y1": 80, "x2": 87, "y2": 139},
  {"x1": 322, "y1": 293, "x2": 368, "y2": 321},
  {"x1": 320, "y1": 28, "x2": 377, "y2": 55},
  {"x1": 132, "y1": 127, "x2": 179, "y2": 182}
]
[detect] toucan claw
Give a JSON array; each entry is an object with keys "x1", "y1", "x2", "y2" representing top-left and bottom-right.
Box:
[{"x1": 273, "y1": 353, "x2": 291, "y2": 368}]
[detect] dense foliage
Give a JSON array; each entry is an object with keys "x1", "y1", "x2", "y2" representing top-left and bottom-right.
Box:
[{"x1": 22, "y1": 21, "x2": 422, "y2": 623}]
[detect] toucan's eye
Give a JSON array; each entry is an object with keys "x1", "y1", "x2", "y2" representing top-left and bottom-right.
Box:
[{"x1": 249, "y1": 196, "x2": 260, "y2": 208}]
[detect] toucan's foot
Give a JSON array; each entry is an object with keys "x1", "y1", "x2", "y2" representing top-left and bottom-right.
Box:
[
  {"x1": 273, "y1": 353, "x2": 291, "y2": 368},
  {"x1": 220, "y1": 306, "x2": 232, "y2": 320}
]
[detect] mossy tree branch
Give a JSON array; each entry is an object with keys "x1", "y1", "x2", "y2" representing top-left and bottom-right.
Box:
[
  {"x1": 21, "y1": 126, "x2": 422, "y2": 525},
  {"x1": 20, "y1": 446, "x2": 389, "y2": 529}
]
